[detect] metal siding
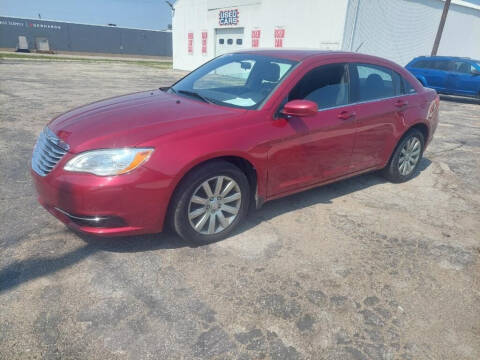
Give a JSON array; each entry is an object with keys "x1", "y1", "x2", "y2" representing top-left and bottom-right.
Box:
[
  {"x1": 342, "y1": 0, "x2": 480, "y2": 65},
  {"x1": 0, "y1": 17, "x2": 172, "y2": 56}
]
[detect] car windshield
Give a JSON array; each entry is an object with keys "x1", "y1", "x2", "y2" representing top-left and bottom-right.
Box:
[{"x1": 170, "y1": 53, "x2": 297, "y2": 109}]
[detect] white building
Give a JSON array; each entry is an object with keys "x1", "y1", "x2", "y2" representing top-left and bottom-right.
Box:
[{"x1": 172, "y1": 0, "x2": 480, "y2": 71}]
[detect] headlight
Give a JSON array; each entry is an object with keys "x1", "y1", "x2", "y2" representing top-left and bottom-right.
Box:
[{"x1": 64, "y1": 148, "x2": 154, "y2": 176}]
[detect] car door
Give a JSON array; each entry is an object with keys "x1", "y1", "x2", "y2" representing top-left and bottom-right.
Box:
[
  {"x1": 348, "y1": 63, "x2": 406, "y2": 171},
  {"x1": 447, "y1": 61, "x2": 479, "y2": 96},
  {"x1": 267, "y1": 63, "x2": 356, "y2": 197},
  {"x1": 423, "y1": 60, "x2": 448, "y2": 91}
]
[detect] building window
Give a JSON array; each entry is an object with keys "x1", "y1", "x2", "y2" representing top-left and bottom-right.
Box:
[
  {"x1": 219, "y1": 39, "x2": 224, "y2": 45},
  {"x1": 227, "y1": 39, "x2": 233, "y2": 45},
  {"x1": 236, "y1": 39, "x2": 243, "y2": 45}
]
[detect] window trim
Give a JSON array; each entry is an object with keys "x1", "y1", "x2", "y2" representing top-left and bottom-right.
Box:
[
  {"x1": 314, "y1": 64, "x2": 417, "y2": 113},
  {"x1": 314, "y1": 92, "x2": 418, "y2": 113},
  {"x1": 276, "y1": 61, "x2": 419, "y2": 116}
]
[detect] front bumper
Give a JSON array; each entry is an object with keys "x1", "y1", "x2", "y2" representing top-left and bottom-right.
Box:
[{"x1": 31, "y1": 167, "x2": 174, "y2": 236}]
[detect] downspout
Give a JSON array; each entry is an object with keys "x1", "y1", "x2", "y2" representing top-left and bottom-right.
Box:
[{"x1": 349, "y1": 0, "x2": 361, "y2": 51}]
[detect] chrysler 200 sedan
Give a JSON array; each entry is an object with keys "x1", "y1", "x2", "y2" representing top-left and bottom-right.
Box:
[{"x1": 31, "y1": 50, "x2": 439, "y2": 243}]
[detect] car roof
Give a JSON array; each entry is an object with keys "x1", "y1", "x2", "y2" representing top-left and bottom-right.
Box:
[
  {"x1": 413, "y1": 55, "x2": 473, "y2": 61},
  {"x1": 235, "y1": 49, "x2": 392, "y2": 63}
]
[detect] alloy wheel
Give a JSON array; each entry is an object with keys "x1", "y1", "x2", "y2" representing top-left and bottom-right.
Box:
[
  {"x1": 398, "y1": 136, "x2": 421, "y2": 176},
  {"x1": 188, "y1": 176, "x2": 242, "y2": 235}
]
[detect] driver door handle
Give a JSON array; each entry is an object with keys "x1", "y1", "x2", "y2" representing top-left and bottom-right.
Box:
[
  {"x1": 337, "y1": 110, "x2": 356, "y2": 120},
  {"x1": 394, "y1": 100, "x2": 408, "y2": 109}
]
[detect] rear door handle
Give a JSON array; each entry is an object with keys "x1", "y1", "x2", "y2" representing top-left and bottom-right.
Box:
[
  {"x1": 394, "y1": 100, "x2": 408, "y2": 109},
  {"x1": 337, "y1": 110, "x2": 356, "y2": 120}
]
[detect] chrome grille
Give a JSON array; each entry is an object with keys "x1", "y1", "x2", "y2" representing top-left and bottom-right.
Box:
[{"x1": 32, "y1": 128, "x2": 69, "y2": 176}]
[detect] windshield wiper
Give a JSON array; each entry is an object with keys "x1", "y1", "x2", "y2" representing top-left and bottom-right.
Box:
[{"x1": 177, "y1": 90, "x2": 213, "y2": 104}]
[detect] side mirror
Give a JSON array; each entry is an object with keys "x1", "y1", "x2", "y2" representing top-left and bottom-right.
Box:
[{"x1": 280, "y1": 100, "x2": 318, "y2": 118}]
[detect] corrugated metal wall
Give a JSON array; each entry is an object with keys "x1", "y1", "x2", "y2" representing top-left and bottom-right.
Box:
[
  {"x1": 0, "y1": 16, "x2": 172, "y2": 56},
  {"x1": 342, "y1": 0, "x2": 480, "y2": 65}
]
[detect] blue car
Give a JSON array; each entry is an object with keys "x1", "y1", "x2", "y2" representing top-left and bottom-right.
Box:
[{"x1": 406, "y1": 56, "x2": 480, "y2": 100}]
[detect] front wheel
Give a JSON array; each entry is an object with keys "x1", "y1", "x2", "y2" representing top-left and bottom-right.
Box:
[
  {"x1": 170, "y1": 161, "x2": 250, "y2": 244},
  {"x1": 382, "y1": 129, "x2": 425, "y2": 183}
]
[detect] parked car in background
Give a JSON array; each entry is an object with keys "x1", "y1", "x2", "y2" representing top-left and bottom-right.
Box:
[
  {"x1": 31, "y1": 50, "x2": 439, "y2": 243},
  {"x1": 406, "y1": 56, "x2": 480, "y2": 100}
]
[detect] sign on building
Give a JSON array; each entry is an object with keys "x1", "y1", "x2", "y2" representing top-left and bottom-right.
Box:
[
  {"x1": 219, "y1": 9, "x2": 239, "y2": 26},
  {"x1": 274, "y1": 28, "x2": 285, "y2": 48},
  {"x1": 251, "y1": 29, "x2": 261, "y2": 48},
  {"x1": 201, "y1": 31, "x2": 208, "y2": 55},
  {"x1": 188, "y1": 32, "x2": 193, "y2": 54}
]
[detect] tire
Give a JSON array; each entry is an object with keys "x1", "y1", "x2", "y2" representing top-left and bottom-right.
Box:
[
  {"x1": 382, "y1": 129, "x2": 425, "y2": 183},
  {"x1": 170, "y1": 160, "x2": 250, "y2": 244}
]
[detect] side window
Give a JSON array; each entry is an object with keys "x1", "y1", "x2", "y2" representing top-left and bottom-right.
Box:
[
  {"x1": 402, "y1": 78, "x2": 417, "y2": 94},
  {"x1": 413, "y1": 60, "x2": 428, "y2": 69},
  {"x1": 446, "y1": 61, "x2": 456, "y2": 72},
  {"x1": 454, "y1": 61, "x2": 474, "y2": 74},
  {"x1": 434, "y1": 60, "x2": 450, "y2": 71},
  {"x1": 288, "y1": 63, "x2": 349, "y2": 110},
  {"x1": 354, "y1": 64, "x2": 397, "y2": 102},
  {"x1": 392, "y1": 71, "x2": 403, "y2": 95},
  {"x1": 425, "y1": 60, "x2": 436, "y2": 69}
]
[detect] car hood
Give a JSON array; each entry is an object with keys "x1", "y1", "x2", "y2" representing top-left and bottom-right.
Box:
[{"x1": 48, "y1": 90, "x2": 246, "y2": 153}]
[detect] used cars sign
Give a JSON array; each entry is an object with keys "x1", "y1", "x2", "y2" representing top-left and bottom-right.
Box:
[{"x1": 219, "y1": 9, "x2": 239, "y2": 26}]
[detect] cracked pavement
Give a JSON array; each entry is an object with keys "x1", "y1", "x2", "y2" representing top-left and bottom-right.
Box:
[{"x1": 0, "y1": 59, "x2": 479, "y2": 359}]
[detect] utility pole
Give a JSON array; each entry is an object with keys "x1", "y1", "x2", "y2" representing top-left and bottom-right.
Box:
[{"x1": 431, "y1": 0, "x2": 451, "y2": 56}]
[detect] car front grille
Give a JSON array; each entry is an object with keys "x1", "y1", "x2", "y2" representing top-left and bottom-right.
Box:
[{"x1": 32, "y1": 128, "x2": 69, "y2": 176}]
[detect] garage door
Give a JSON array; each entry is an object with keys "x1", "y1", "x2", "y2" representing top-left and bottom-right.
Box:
[{"x1": 215, "y1": 28, "x2": 244, "y2": 56}]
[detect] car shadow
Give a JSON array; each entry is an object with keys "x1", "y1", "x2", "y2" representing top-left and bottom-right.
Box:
[
  {"x1": 0, "y1": 158, "x2": 432, "y2": 293},
  {"x1": 439, "y1": 95, "x2": 480, "y2": 105},
  {"x1": 236, "y1": 157, "x2": 432, "y2": 235},
  {"x1": 76, "y1": 229, "x2": 193, "y2": 252},
  {"x1": 0, "y1": 230, "x2": 192, "y2": 294},
  {"x1": 74, "y1": 158, "x2": 433, "y2": 252},
  {"x1": 78, "y1": 157, "x2": 433, "y2": 249}
]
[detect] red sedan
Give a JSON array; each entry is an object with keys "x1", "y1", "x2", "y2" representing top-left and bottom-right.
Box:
[{"x1": 31, "y1": 50, "x2": 439, "y2": 243}]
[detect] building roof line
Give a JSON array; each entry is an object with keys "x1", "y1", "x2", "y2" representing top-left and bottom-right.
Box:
[
  {"x1": 449, "y1": 0, "x2": 480, "y2": 11},
  {"x1": 0, "y1": 15, "x2": 171, "y2": 32}
]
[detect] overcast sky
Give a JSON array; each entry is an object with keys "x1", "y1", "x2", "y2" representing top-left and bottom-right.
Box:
[{"x1": 0, "y1": 0, "x2": 175, "y2": 30}]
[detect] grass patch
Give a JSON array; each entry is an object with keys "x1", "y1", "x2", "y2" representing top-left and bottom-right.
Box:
[{"x1": 0, "y1": 52, "x2": 172, "y2": 69}]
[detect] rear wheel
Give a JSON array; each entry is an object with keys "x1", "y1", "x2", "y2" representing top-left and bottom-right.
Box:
[
  {"x1": 170, "y1": 161, "x2": 250, "y2": 243},
  {"x1": 382, "y1": 129, "x2": 425, "y2": 183}
]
